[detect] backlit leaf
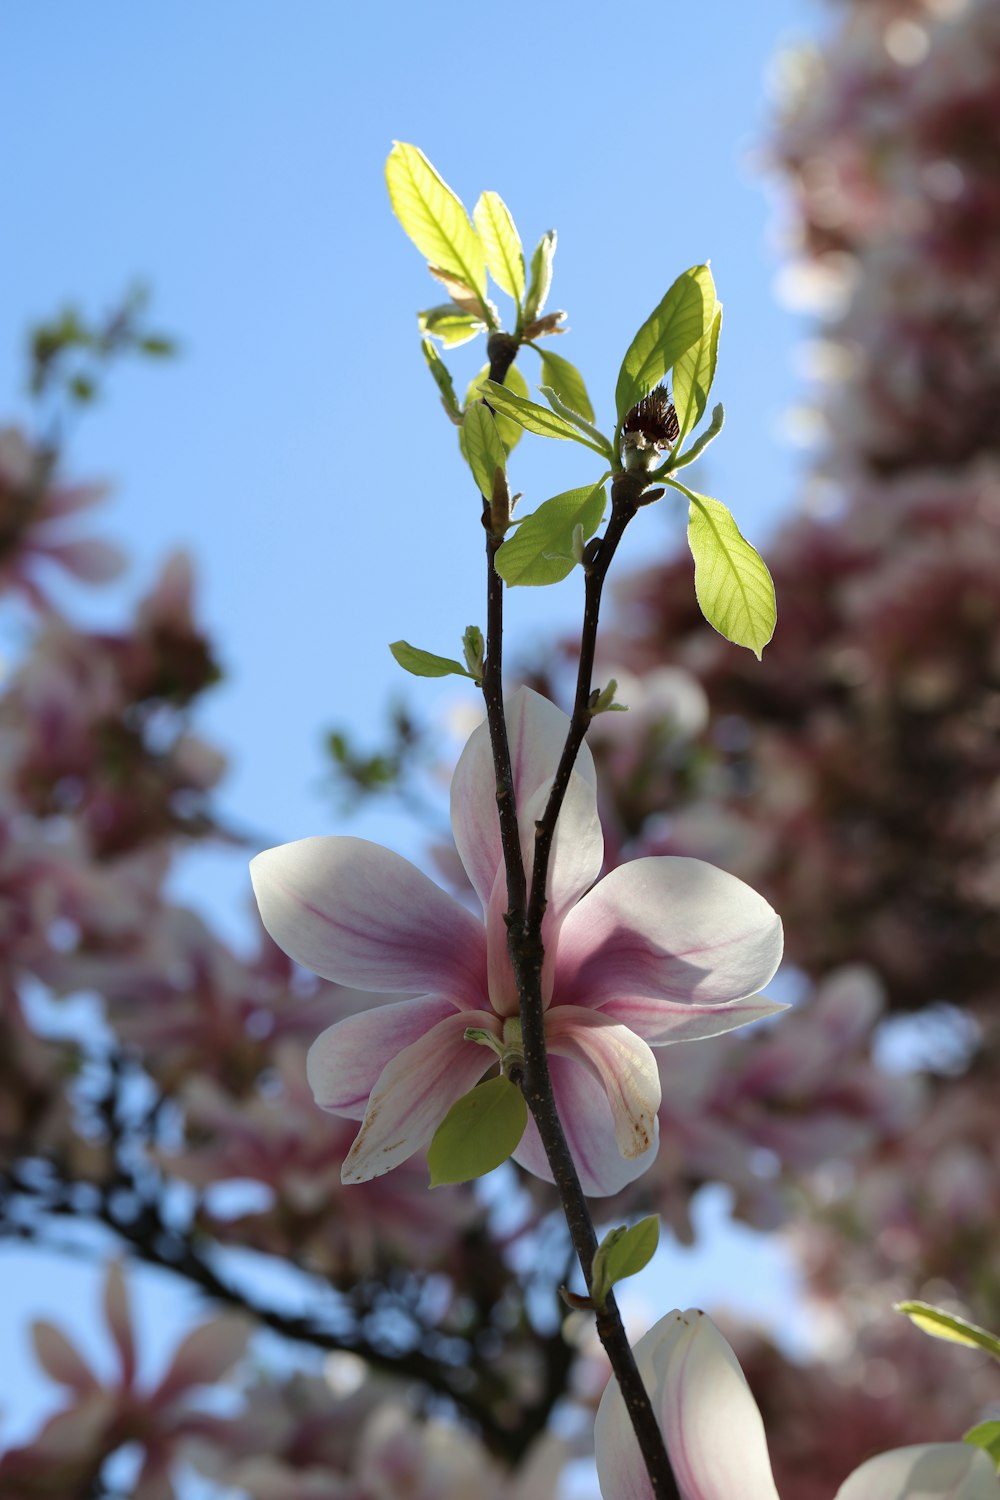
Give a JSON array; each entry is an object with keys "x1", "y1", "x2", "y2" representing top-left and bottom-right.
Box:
[
  {"x1": 480, "y1": 380, "x2": 609, "y2": 457},
  {"x1": 672, "y1": 303, "x2": 722, "y2": 445},
  {"x1": 591, "y1": 1216, "x2": 660, "y2": 1306},
  {"x1": 474, "y1": 191, "x2": 525, "y2": 303},
  {"x1": 495, "y1": 480, "x2": 607, "y2": 587},
  {"x1": 523, "y1": 230, "x2": 556, "y2": 323},
  {"x1": 428, "y1": 1075, "x2": 527, "y2": 1186},
  {"x1": 463, "y1": 403, "x2": 507, "y2": 501},
  {"x1": 896, "y1": 1302, "x2": 1000, "y2": 1362},
  {"x1": 537, "y1": 348, "x2": 595, "y2": 422},
  {"x1": 386, "y1": 142, "x2": 487, "y2": 302},
  {"x1": 672, "y1": 480, "x2": 776, "y2": 658},
  {"x1": 616, "y1": 264, "x2": 717, "y2": 424}
]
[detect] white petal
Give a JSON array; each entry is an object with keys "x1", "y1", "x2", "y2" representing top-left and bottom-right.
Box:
[
  {"x1": 342, "y1": 1012, "x2": 494, "y2": 1183},
  {"x1": 558, "y1": 857, "x2": 783, "y2": 1010},
  {"x1": 451, "y1": 686, "x2": 595, "y2": 909},
  {"x1": 836, "y1": 1444, "x2": 1000, "y2": 1500},
  {"x1": 513, "y1": 1052, "x2": 658, "y2": 1198},
  {"x1": 546, "y1": 1007, "x2": 660, "y2": 1161},
  {"x1": 307, "y1": 996, "x2": 464, "y2": 1119},
  {"x1": 251, "y1": 836, "x2": 486, "y2": 1005},
  {"x1": 596, "y1": 994, "x2": 788, "y2": 1045}
]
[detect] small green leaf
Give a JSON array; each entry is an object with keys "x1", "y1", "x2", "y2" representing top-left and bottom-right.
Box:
[
  {"x1": 964, "y1": 1422, "x2": 1000, "y2": 1470},
  {"x1": 421, "y1": 339, "x2": 461, "y2": 422},
  {"x1": 591, "y1": 1216, "x2": 660, "y2": 1307},
  {"x1": 896, "y1": 1302, "x2": 1000, "y2": 1362},
  {"x1": 461, "y1": 363, "x2": 530, "y2": 456},
  {"x1": 386, "y1": 142, "x2": 487, "y2": 302},
  {"x1": 666, "y1": 403, "x2": 725, "y2": 473},
  {"x1": 538, "y1": 386, "x2": 615, "y2": 462},
  {"x1": 463, "y1": 403, "x2": 507, "y2": 501},
  {"x1": 672, "y1": 304, "x2": 722, "y2": 446},
  {"x1": 523, "y1": 230, "x2": 556, "y2": 323},
  {"x1": 389, "y1": 640, "x2": 473, "y2": 681},
  {"x1": 672, "y1": 480, "x2": 776, "y2": 658},
  {"x1": 428, "y1": 1075, "x2": 528, "y2": 1186},
  {"x1": 418, "y1": 305, "x2": 485, "y2": 348},
  {"x1": 616, "y1": 265, "x2": 718, "y2": 424},
  {"x1": 474, "y1": 191, "x2": 525, "y2": 304},
  {"x1": 535, "y1": 347, "x2": 595, "y2": 423},
  {"x1": 480, "y1": 380, "x2": 609, "y2": 457},
  {"x1": 462, "y1": 625, "x2": 484, "y2": 681},
  {"x1": 495, "y1": 480, "x2": 607, "y2": 587}
]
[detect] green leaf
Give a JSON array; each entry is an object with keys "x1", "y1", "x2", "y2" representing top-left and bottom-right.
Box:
[
  {"x1": 964, "y1": 1422, "x2": 1000, "y2": 1470},
  {"x1": 673, "y1": 304, "x2": 722, "y2": 445},
  {"x1": 667, "y1": 402, "x2": 725, "y2": 473},
  {"x1": 538, "y1": 386, "x2": 615, "y2": 462},
  {"x1": 461, "y1": 363, "x2": 530, "y2": 456},
  {"x1": 474, "y1": 191, "x2": 525, "y2": 304},
  {"x1": 389, "y1": 640, "x2": 473, "y2": 681},
  {"x1": 480, "y1": 380, "x2": 609, "y2": 457},
  {"x1": 495, "y1": 480, "x2": 607, "y2": 586},
  {"x1": 421, "y1": 339, "x2": 461, "y2": 422},
  {"x1": 536, "y1": 347, "x2": 595, "y2": 422},
  {"x1": 463, "y1": 403, "x2": 507, "y2": 501},
  {"x1": 523, "y1": 230, "x2": 556, "y2": 323},
  {"x1": 418, "y1": 304, "x2": 485, "y2": 348},
  {"x1": 896, "y1": 1302, "x2": 1000, "y2": 1362},
  {"x1": 386, "y1": 142, "x2": 487, "y2": 302},
  {"x1": 592, "y1": 1217, "x2": 660, "y2": 1307},
  {"x1": 427, "y1": 1075, "x2": 528, "y2": 1186},
  {"x1": 615, "y1": 265, "x2": 718, "y2": 424},
  {"x1": 672, "y1": 480, "x2": 776, "y2": 658}
]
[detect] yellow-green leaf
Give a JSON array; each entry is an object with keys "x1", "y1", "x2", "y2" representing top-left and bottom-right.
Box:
[
  {"x1": 386, "y1": 142, "x2": 486, "y2": 302},
  {"x1": 479, "y1": 380, "x2": 609, "y2": 457},
  {"x1": 672, "y1": 481, "x2": 776, "y2": 658},
  {"x1": 461, "y1": 363, "x2": 530, "y2": 456},
  {"x1": 673, "y1": 304, "x2": 722, "y2": 445},
  {"x1": 421, "y1": 339, "x2": 461, "y2": 422},
  {"x1": 418, "y1": 305, "x2": 485, "y2": 348},
  {"x1": 523, "y1": 230, "x2": 556, "y2": 323},
  {"x1": 474, "y1": 191, "x2": 525, "y2": 303},
  {"x1": 463, "y1": 403, "x2": 507, "y2": 502},
  {"x1": 592, "y1": 1216, "x2": 660, "y2": 1306},
  {"x1": 616, "y1": 265, "x2": 718, "y2": 424},
  {"x1": 538, "y1": 347, "x2": 595, "y2": 422},
  {"x1": 428, "y1": 1076, "x2": 527, "y2": 1186},
  {"x1": 389, "y1": 641, "x2": 473, "y2": 681},
  {"x1": 896, "y1": 1302, "x2": 1000, "y2": 1362},
  {"x1": 495, "y1": 481, "x2": 607, "y2": 587}
]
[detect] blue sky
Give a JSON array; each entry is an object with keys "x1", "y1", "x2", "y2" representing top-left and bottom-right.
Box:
[{"x1": 1, "y1": 0, "x2": 823, "y2": 1457}]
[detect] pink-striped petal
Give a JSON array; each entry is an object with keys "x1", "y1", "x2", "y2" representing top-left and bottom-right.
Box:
[
  {"x1": 341, "y1": 1011, "x2": 495, "y2": 1184},
  {"x1": 30, "y1": 1321, "x2": 99, "y2": 1395},
  {"x1": 546, "y1": 1007, "x2": 660, "y2": 1163},
  {"x1": 595, "y1": 994, "x2": 788, "y2": 1046},
  {"x1": 450, "y1": 687, "x2": 596, "y2": 909},
  {"x1": 155, "y1": 1315, "x2": 250, "y2": 1406},
  {"x1": 835, "y1": 1445, "x2": 999, "y2": 1500},
  {"x1": 595, "y1": 1309, "x2": 780, "y2": 1500},
  {"x1": 513, "y1": 1052, "x2": 658, "y2": 1198},
  {"x1": 251, "y1": 837, "x2": 486, "y2": 1006},
  {"x1": 307, "y1": 995, "x2": 473, "y2": 1119},
  {"x1": 557, "y1": 858, "x2": 782, "y2": 1012},
  {"x1": 103, "y1": 1262, "x2": 136, "y2": 1388}
]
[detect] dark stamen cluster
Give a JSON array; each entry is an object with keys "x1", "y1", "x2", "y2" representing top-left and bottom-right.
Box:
[{"x1": 621, "y1": 385, "x2": 680, "y2": 450}]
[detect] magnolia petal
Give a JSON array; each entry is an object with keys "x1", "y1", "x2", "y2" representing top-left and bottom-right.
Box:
[
  {"x1": 522, "y1": 769, "x2": 604, "y2": 925},
  {"x1": 155, "y1": 1314, "x2": 250, "y2": 1405},
  {"x1": 513, "y1": 1052, "x2": 658, "y2": 1198},
  {"x1": 41, "y1": 536, "x2": 127, "y2": 582},
  {"x1": 546, "y1": 1007, "x2": 660, "y2": 1162},
  {"x1": 103, "y1": 1261, "x2": 137, "y2": 1387},
  {"x1": 30, "y1": 1320, "x2": 99, "y2": 1395},
  {"x1": 450, "y1": 686, "x2": 596, "y2": 909},
  {"x1": 557, "y1": 857, "x2": 783, "y2": 1011},
  {"x1": 595, "y1": 994, "x2": 788, "y2": 1046},
  {"x1": 595, "y1": 1309, "x2": 780, "y2": 1500},
  {"x1": 836, "y1": 1444, "x2": 1000, "y2": 1500},
  {"x1": 308, "y1": 995, "x2": 475, "y2": 1119},
  {"x1": 342, "y1": 1011, "x2": 494, "y2": 1184},
  {"x1": 251, "y1": 836, "x2": 486, "y2": 1005}
]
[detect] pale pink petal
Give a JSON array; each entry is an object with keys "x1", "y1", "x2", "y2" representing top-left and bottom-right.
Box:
[
  {"x1": 39, "y1": 536, "x2": 127, "y2": 582},
  {"x1": 341, "y1": 1012, "x2": 495, "y2": 1184},
  {"x1": 522, "y1": 768, "x2": 603, "y2": 924},
  {"x1": 450, "y1": 686, "x2": 596, "y2": 908},
  {"x1": 103, "y1": 1261, "x2": 136, "y2": 1388},
  {"x1": 513, "y1": 1053, "x2": 658, "y2": 1198},
  {"x1": 30, "y1": 1321, "x2": 100, "y2": 1395},
  {"x1": 154, "y1": 1315, "x2": 249, "y2": 1406},
  {"x1": 595, "y1": 1309, "x2": 780, "y2": 1500},
  {"x1": 251, "y1": 837, "x2": 486, "y2": 1005},
  {"x1": 835, "y1": 1444, "x2": 999, "y2": 1500},
  {"x1": 40, "y1": 480, "x2": 110, "y2": 520},
  {"x1": 546, "y1": 1007, "x2": 660, "y2": 1163},
  {"x1": 307, "y1": 995, "x2": 465, "y2": 1119},
  {"x1": 485, "y1": 870, "x2": 520, "y2": 1018},
  {"x1": 596, "y1": 994, "x2": 788, "y2": 1045},
  {"x1": 557, "y1": 858, "x2": 782, "y2": 1012}
]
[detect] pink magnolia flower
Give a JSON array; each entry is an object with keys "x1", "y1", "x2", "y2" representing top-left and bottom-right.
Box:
[
  {"x1": 251, "y1": 688, "x2": 783, "y2": 1197},
  {"x1": 595, "y1": 1308, "x2": 998, "y2": 1500}
]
